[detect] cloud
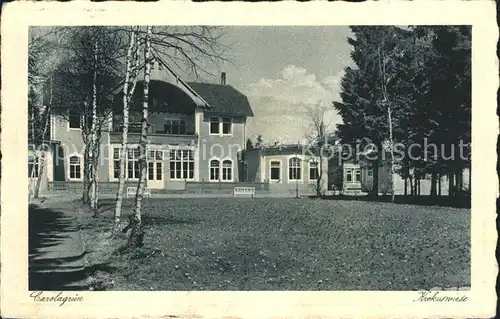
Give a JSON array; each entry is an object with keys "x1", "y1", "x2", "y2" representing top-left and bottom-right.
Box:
[{"x1": 243, "y1": 65, "x2": 344, "y2": 143}]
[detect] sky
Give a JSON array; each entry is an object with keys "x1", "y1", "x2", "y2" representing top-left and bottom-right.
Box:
[{"x1": 184, "y1": 26, "x2": 354, "y2": 144}]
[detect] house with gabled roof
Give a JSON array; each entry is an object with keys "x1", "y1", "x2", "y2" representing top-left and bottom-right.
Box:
[{"x1": 38, "y1": 56, "x2": 254, "y2": 193}]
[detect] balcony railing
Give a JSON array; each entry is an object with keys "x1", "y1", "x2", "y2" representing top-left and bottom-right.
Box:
[{"x1": 109, "y1": 131, "x2": 198, "y2": 146}]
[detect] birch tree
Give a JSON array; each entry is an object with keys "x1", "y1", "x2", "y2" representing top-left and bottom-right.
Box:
[
  {"x1": 34, "y1": 79, "x2": 52, "y2": 198},
  {"x1": 28, "y1": 86, "x2": 40, "y2": 197},
  {"x1": 306, "y1": 104, "x2": 329, "y2": 197},
  {"x1": 112, "y1": 26, "x2": 229, "y2": 248},
  {"x1": 126, "y1": 26, "x2": 152, "y2": 249},
  {"x1": 114, "y1": 26, "x2": 140, "y2": 229},
  {"x1": 50, "y1": 27, "x2": 126, "y2": 209},
  {"x1": 377, "y1": 40, "x2": 396, "y2": 203},
  {"x1": 28, "y1": 30, "x2": 57, "y2": 199},
  {"x1": 89, "y1": 38, "x2": 100, "y2": 215}
]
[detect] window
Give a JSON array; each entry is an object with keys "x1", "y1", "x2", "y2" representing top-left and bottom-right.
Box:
[
  {"x1": 156, "y1": 162, "x2": 162, "y2": 180},
  {"x1": 113, "y1": 148, "x2": 121, "y2": 179},
  {"x1": 28, "y1": 156, "x2": 39, "y2": 178},
  {"x1": 147, "y1": 150, "x2": 163, "y2": 161},
  {"x1": 209, "y1": 159, "x2": 220, "y2": 181},
  {"x1": 355, "y1": 169, "x2": 361, "y2": 182},
  {"x1": 127, "y1": 148, "x2": 140, "y2": 179},
  {"x1": 147, "y1": 150, "x2": 163, "y2": 181},
  {"x1": 148, "y1": 162, "x2": 154, "y2": 180},
  {"x1": 345, "y1": 169, "x2": 353, "y2": 182},
  {"x1": 169, "y1": 150, "x2": 194, "y2": 180},
  {"x1": 222, "y1": 117, "x2": 232, "y2": 135},
  {"x1": 69, "y1": 110, "x2": 80, "y2": 129},
  {"x1": 288, "y1": 157, "x2": 301, "y2": 180},
  {"x1": 69, "y1": 156, "x2": 82, "y2": 180},
  {"x1": 209, "y1": 116, "x2": 232, "y2": 135},
  {"x1": 309, "y1": 161, "x2": 319, "y2": 181},
  {"x1": 210, "y1": 117, "x2": 220, "y2": 134},
  {"x1": 270, "y1": 161, "x2": 281, "y2": 181},
  {"x1": 222, "y1": 160, "x2": 232, "y2": 181},
  {"x1": 113, "y1": 148, "x2": 160, "y2": 180},
  {"x1": 368, "y1": 169, "x2": 373, "y2": 177},
  {"x1": 164, "y1": 119, "x2": 186, "y2": 135}
]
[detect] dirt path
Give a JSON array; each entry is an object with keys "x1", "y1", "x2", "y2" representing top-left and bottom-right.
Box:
[{"x1": 29, "y1": 200, "x2": 89, "y2": 290}]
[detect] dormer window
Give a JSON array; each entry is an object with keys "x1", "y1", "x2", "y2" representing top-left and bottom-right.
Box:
[
  {"x1": 222, "y1": 117, "x2": 232, "y2": 135},
  {"x1": 209, "y1": 116, "x2": 232, "y2": 135},
  {"x1": 69, "y1": 109, "x2": 80, "y2": 129},
  {"x1": 210, "y1": 116, "x2": 220, "y2": 134}
]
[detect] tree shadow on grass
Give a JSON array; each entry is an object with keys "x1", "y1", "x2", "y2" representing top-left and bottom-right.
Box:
[
  {"x1": 29, "y1": 204, "x2": 89, "y2": 290},
  {"x1": 29, "y1": 204, "x2": 79, "y2": 259},
  {"x1": 30, "y1": 261, "x2": 119, "y2": 291},
  {"x1": 29, "y1": 269, "x2": 89, "y2": 291}
]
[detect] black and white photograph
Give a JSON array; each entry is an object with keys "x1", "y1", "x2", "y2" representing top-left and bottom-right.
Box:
[{"x1": 1, "y1": 2, "x2": 497, "y2": 319}]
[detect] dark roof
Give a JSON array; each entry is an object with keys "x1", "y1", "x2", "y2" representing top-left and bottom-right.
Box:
[
  {"x1": 187, "y1": 82, "x2": 254, "y2": 117},
  {"x1": 113, "y1": 80, "x2": 198, "y2": 114}
]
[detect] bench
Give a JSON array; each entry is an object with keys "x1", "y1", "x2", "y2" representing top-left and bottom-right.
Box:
[
  {"x1": 126, "y1": 186, "x2": 152, "y2": 198},
  {"x1": 343, "y1": 185, "x2": 362, "y2": 195},
  {"x1": 233, "y1": 187, "x2": 255, "y2": 198}
]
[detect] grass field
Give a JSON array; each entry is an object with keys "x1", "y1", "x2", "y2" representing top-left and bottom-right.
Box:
[{"x1": 74, "y1": 197, "x2": 470, "y2": 291}]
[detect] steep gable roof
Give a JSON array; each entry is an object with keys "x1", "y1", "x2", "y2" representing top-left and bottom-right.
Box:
[
  {"x1": 186, "y1": 82, "x2": 254, "y2": 117},
  {"x1": 111, "y1": 52, "x2": 253, "y2": 117},
  {"x1": 153, "y1": 53, "x2": 210, "y2": 108},
  {"x1": 111, "y1": 54, "x2": 210, "y2": 109}
]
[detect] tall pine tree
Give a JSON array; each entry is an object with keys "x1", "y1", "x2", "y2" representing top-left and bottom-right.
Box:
[{"x1": 334, "y1": 26, "x2": 471, "y2": 197}]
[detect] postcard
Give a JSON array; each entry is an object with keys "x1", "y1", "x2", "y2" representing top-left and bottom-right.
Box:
[{"x1": 1, "y1": 1, "x2": 497, "y2": 318}]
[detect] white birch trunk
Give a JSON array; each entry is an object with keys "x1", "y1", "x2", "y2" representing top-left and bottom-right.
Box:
[
  {"x1": 34, "y1": 77, "x2": 53, "y2": 198},
  {"x1": 93, "y1": 128, "x2": 102, "y2": 212},
  {"x1": 114, "y1": 26, "x2": 139, "y2": 227},
  {"x1": 82, "y1": 137, "x2": 90, "y2": 203},
  {"x1": 378, "y1": 44, "x2": 395, "y2": 203},
  {"x1": 34, "y1": 104, "x2": 51, "y2": 198},
  {"x1": 90, "y1": 38, "x2": 99, "y2": 216},
  {"x1": 82, "y1": 100, "x2": 91, "y2": 204},
  {"x1": 387, "y1": 105, "x2": 395, "y2": 202},
  {"x1": 128, "y1": 26, "x2": 152, "y2": 249},
  {"x1": 29, "y1": 105, "x2": 37, "y2": 199}
]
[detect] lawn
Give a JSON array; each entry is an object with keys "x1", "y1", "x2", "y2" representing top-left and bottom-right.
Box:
[{"x1": 74, "y1": 197, "x2": 470, "y2": 291}]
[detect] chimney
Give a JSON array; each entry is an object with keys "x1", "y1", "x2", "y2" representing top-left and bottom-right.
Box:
[{"x1": 221, "y1": 72, "x2": 226, "y2": 85}]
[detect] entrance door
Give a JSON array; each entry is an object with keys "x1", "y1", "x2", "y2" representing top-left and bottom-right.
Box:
[{"x1": 147, "y1": 150, "x2": 164, "y2": 189}]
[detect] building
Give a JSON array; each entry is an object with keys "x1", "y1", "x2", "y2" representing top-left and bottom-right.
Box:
[
  {"x1": 329, "y1": 157, "x2": 394, "y2": 195},
  {"x1": 241, "y1": 144, "x2": 328, "y2": 196},
  {"x1": 34, "y1": 57, "x2": 255, "y2": 193},
  {"x1": 328, "y1": 144, "x2": 470, "y2": 196}
]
